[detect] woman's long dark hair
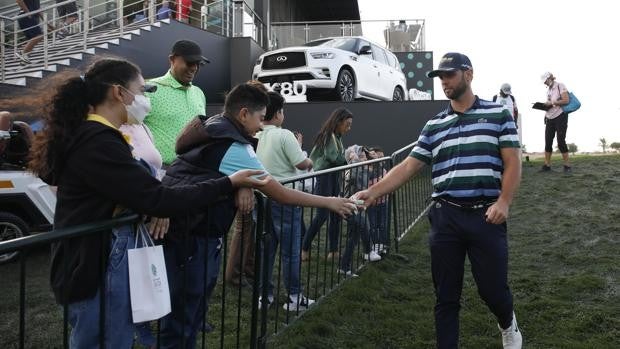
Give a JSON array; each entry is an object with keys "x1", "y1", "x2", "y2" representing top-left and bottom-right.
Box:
[
  {"x1": 313, "y1": 107, "x2": 353, "y2": 150},
  {"x1": 0, "y1": 58, "x2": 141, "y2": 180}
]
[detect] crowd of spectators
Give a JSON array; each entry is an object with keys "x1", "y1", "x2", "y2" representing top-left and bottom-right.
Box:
[{"x1": 0, "y1": 38, "x2": 389, "y2": 347}]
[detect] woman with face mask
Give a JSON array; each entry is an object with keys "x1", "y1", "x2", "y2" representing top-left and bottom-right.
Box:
[
  {"x1": 3, "y1": 58, "x2": 268, "y2": 348},
  {"x1": 119, "y1": 83, "x2": 162, "y2": 173}
]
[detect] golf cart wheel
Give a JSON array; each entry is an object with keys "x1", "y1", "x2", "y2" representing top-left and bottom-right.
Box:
[{"x1": 0, "y1": 212, "x2": 29, "y2": 264}]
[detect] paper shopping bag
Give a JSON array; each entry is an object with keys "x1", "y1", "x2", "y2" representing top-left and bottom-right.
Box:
[{"x1": 128, "y1": 224, "x2": 171, "y2": 323}]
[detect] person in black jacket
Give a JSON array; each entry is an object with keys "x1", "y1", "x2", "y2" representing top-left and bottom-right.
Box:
[{"x1": 12, "y1": 58, "x2": 268, "y2": 348}]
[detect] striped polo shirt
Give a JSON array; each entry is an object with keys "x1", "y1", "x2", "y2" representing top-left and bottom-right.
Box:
[{"x1": 410, "y1": 97, "x2": 520, "y2": 201}]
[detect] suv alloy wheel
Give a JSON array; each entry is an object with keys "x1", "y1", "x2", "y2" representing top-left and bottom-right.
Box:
[
  {"x1": 393, "y1": 87, "x2": 404, "y2": 101},
  {"x1": 335, "y1": 69, "x2": 355, "y2": 102}
]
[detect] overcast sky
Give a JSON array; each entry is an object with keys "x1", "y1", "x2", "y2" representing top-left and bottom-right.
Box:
[{"x1": 358, "y1": 0, "x2": 619, "y2": 152}]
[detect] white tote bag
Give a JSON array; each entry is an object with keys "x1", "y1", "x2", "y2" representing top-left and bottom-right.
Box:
[{"x1": 127, "y1": 223, "x2": 171, "y2": 323}]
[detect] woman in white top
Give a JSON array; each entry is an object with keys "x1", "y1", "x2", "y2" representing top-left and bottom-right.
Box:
[{"x1": 541, "y1": 72, "x2": 571, "y2": 173}]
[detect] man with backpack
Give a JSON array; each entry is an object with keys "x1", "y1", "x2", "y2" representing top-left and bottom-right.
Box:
[{"x1": 493, "y1": 83, "x2": 519, "y2": 126}]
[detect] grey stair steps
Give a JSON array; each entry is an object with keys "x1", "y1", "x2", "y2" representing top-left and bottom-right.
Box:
[
  {"x1": 3, "y1": 58, "x2": 72, "y2": 70},
  {"x1": 1, "y1": 19, "x2": 169, "y2": 87}
]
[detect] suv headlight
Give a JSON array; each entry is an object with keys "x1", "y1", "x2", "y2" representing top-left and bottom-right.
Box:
[
  {"x1": 310, "y1": 52, "x2": 335, "y2": 59},
  {"x1": 255, "y1": 57, "x2": 263, "y2": 66}
]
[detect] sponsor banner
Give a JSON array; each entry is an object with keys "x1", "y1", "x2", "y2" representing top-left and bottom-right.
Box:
[
  {"x1": 263, "y1": 82, "x2": 308, "y2": 103},
  {"x1": 408, "y1": 88, "x2": 432, "y2": 100}
]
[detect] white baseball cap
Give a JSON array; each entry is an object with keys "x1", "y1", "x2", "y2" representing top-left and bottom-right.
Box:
[
  {"x1": 500, "y1": 83, "x2": 512, "y2": 95},
  {"x1": 540, "y1": 72, "x2": 553, "y2": 83}
]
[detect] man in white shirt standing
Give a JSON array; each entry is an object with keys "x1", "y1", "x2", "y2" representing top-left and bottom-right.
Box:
[
  {"x1": 493, "y1": 83, "x2": 519, "y2": 126},
  {"x1": 256, "y1": 91, "x2": 315, "y2": 311}
]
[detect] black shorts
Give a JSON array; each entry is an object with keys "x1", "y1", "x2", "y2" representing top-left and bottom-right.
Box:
[
  {"x1": 17, "y1": 13, "x2": 42, "y2": 39},
  {"x1": 56, "y1": 1, "x2": 78, "y2": 17}
]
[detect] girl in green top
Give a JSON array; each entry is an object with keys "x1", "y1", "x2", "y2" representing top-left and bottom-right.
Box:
[{"x1": 302, "y1": 108, "x2": 353, "y2": 260}]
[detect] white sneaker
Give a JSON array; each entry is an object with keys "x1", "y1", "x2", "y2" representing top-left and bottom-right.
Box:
[
  {"x1": 282, "y1": 294, "x2": 315, "y2": 311},
  {"x1": 374, "y1": 243, "x2": 388, "y2": 253},
  {"x1": 337, "y1": 268, "x2": 359, "y2": 278},
  {"x1": 363, "y1": 250, "x2": 382, "y2": 262},
  {"x1": 15, "y1": 51, "x2": 31, "y2": 64},
  {"x1": 258, "y1": 295, "x2": 273, "y2": 310},
  {"x1": 498, "y1": 312, "x2": 522, "y2": 349}
]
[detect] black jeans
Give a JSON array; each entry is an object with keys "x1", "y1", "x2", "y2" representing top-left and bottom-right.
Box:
[
  {"x1": 545, "y1": 112, "x2": 569, "y2": 153},
  {"x1": 428, "y1": 202, "x2": 514, "y2": 349}
]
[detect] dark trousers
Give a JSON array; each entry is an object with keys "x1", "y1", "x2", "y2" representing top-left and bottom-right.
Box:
[
  {"x1": 340, "y1": 212, "x2": 371, "y2": 271},
  {"x1": 545, "y1": 112, "x2": 569, "y2": 153},
  {"x1": 368, "y1": 201, "x2": 388, "y2": 244},
  {"x1": 302, "y1": 172, "x2": 341, "y2": 252},
  {"x1": 160, "y1": 236, "x2": 221, "y2": 349},
  {"x1": 225, "y1": 211, "x2": 255, "y2": 285},
  {"x1": 428, "y1": 202, "x2": 514, "y2": 349}
]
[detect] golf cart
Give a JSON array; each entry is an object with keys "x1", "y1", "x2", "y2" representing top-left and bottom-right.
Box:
[{"x1": 0, "y1": 116, "x2": 56, "y2": 263}]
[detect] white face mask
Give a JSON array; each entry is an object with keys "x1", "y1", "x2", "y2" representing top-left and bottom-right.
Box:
[{"x1": 125, "y1": 93, "x2": 151, "y2": 124}]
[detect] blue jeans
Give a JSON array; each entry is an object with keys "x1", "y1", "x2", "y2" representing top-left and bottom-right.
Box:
[
  {"x1": 368, "y1": 202, "x2": 388, "y2": 244},
  {"x1": 67, "y1": 226, "x2": 146, "y2": 348},
  {"x1": 160, "y1": 235, "x2": 222, "y2": 349},
  {"x1": 302, "y1": 173, "x2": 341, "y2": 252},
  {"x1": 263, "y1": 202, "x2": 303, "y2": 296},
  {"x1": 428, "y1": 202, "x2": 514, "y2": 349}
]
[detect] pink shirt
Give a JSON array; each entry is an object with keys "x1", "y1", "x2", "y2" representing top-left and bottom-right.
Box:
[
  {"x1": 119, "y1": 123, "x2": 163, "y2": 173},
  {"x1": 545, "y1": 81, "x2": 567, "y2": 120}
]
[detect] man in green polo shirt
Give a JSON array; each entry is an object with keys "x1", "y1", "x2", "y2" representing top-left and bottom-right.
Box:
[{"x1": 144, "y1": 39, "x2": 210, "y2": 165}]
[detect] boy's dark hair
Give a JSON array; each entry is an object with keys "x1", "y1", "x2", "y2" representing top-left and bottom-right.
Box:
[
  {"x1": 264, "y1": 91, "x2": 285, "y2": 121},
  {"x1": 224, "y1": 82, "x2": 269, "y2": 118}
]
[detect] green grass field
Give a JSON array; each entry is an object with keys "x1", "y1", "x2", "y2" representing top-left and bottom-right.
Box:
[{"x1": 1, "y1": 155, "x2": 618, "y2": 348}]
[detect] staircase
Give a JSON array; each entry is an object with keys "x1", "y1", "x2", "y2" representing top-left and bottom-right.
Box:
[{"x1": 1, "y1": 19, "x2": 171, "y2": 87}]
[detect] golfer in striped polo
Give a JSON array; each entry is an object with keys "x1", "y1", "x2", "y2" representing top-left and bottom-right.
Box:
[{"x1": 353, "y1": 52, "x2": 523, "y2": 349}]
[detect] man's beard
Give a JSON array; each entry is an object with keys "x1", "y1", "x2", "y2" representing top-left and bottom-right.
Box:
[{"x1": 445, "y1": 77, "x2": 467, "y2": 100}]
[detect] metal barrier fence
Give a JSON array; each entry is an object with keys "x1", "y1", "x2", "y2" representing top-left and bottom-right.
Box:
[
  {"x1": 389, "y1": 141, "x2": 433, "y2": 252},
  {"x1": 0, "y1": 142, "x2": 431, "y2": 348}
]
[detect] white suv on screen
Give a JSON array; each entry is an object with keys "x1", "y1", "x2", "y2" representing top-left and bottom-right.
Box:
[{"x1": 252, "y1": 36, "x2": 408, "y2": 102}]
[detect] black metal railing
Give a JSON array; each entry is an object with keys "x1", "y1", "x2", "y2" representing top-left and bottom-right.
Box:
[
  {"x1": 389, "y1": 141, "x2": 433, "y2": 253},
  {"x1": 0, "y1": 142, "x2": 432, "y2": 348}
]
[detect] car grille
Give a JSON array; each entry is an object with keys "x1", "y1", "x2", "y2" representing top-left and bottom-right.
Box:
[
  {"x1": 262, "y1": 52, "x2": 306, "y2": 70},
  {"x1": 257, "y1": 73, "x2": 315, "y2": 84}
]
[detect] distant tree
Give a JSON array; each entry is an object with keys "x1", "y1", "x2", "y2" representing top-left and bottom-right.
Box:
[
  {"x1": 610, "y1": 142, "x2": 620, "y2": 152},
  {"x1": 599, "y1": 138, "x2": 608, "y2": 153},
  {"x1": 555, "y1": 143, "x2": 577, "y2": 154},
  {"x1": 567, "y1": 143, "x2": 578, "y2": 154}
]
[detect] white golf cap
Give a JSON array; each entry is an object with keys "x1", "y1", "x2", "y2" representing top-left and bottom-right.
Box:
[
  {"x1": 541, "y1": 71, "x2": 553, "y2": 83},
  {"x1": 500, "y1": 83, "x2": 512, "y2": 95}
]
